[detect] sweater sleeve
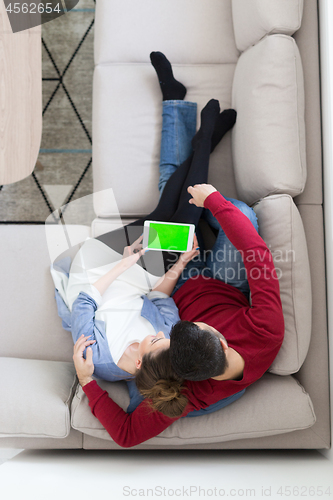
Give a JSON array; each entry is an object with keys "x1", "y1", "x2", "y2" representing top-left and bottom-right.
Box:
[
  {"x1": 204, "y1": 191, "x2": 284, "y2": 339},
  {"x1": 82, "y1": 380, "x2": 182, "y2": 448}
]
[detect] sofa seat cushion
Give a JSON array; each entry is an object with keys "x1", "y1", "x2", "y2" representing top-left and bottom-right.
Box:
[
  {"x1": 0, "y1": 358, "x2": 77, "y2": 438},
  {"x1": 71, "y1": 373, "x2": 315, "y2": 446},
  {"x1": 93, "y1": 63, "x2": 237, "y2": 217},
  {"x1": 45, "y1": 223, "x2": 91, "y2": 265},
  {"x1": 94, "y1": 0, "x2": 239, "y2": 65},
  {"x1": 232, "y1": 35, "x2": 307, "y2": 205},
  {"x1": 253, "y1": 194, "x2": 312, "y2": 375},
  {"x1": 0, "y1": 225, "x2": 90, "y2": 362},
  {"x1": 232, "y1": 0, "x2": 303, "y2": 52},
  {"x1": 91, "y1": 218, "x2": 137, "y2": 238}
]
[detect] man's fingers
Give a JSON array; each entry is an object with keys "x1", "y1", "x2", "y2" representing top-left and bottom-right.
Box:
[
  {"x1": 86, "y1": 347, "x2": 94, "y2": 364},
  {"x1": 74, "y1": 336, "x2": 95, "y2": 354},
  {"x1": 74, "y1": 335, "x2": 88, "y2": 351}
]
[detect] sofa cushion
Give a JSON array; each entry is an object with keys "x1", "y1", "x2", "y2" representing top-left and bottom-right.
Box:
[
  {"x1": 94, "y1": 0, "x2": 239, "y2": 65},
  {"x1": 0, "y1": 225, "x2": 91, "y2": 362},
  {"x1": 231, "y1": 35, "x2": 307, "y2": 206},
  {"x1": 91, "y1": 218, "x2": 137, "y2": 238},
  {"x1": 45, "y1": 223, "x2": 91, "y2": 264},
  {"x1": 232, "y1": 0, "x2": 304, "y2": 52},
  {"x1": 253, "y1": 195, "x2": 312, "y2": 375},
  {"x1": 0, "y1": 358, "x2": 77, "y2": 438},
  {"x1": 93, "y1": 63, "x2": 237, "y2": 217},
  {"x1": 71, "y1": 373, "x2": 315, "y2": 445}
]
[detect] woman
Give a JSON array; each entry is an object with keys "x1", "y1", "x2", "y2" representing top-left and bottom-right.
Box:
[{"x1": 51, "y1": 52, "x2": 237, "y2": 383}]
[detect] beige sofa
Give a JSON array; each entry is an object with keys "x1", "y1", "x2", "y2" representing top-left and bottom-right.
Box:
[{"x1": 0, "y1": 0, "x2": 330, "y2": 450}]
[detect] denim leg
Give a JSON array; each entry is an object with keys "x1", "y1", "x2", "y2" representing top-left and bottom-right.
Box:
[
  {"x1": 204, "y1": 197, "x2": 259, "y2": 299},
  {"x1": 158, "y1": 100, "x2": 197, "y2": 195}
]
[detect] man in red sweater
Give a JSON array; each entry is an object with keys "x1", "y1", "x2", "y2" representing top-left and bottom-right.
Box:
[{"x1": 73, "y1": 184, "x2": 284, "y2": 448}]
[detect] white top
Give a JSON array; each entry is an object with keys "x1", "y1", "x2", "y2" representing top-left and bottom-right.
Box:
[{"x1": 54, "y1": 238, "x2": 166, "y2": 365}]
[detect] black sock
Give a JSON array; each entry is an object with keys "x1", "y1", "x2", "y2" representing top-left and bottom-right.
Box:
[
  {"x1": 191, "y1": 99, "x2": 220, "y2": 150},
  {"x1": 211, "y1": 109, "x2": 237, "y2": 152},
  {"x1": 192, "y1": 108, "x2": 237, "y2": 152},
  {"x1": 150, "y1": 51, "x2": 187, "y2": 101}
]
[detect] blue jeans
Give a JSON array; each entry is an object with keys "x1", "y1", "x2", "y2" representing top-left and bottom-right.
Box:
[
  {"x1": 159, "y1": 100, "x2": 197, "y2": 194},
  {"x1": 158, "y1": 100, "x2": 259, "y2": 300},
  {"x1": 171, "y1": 203, "x2": 259, "y2": 301}
]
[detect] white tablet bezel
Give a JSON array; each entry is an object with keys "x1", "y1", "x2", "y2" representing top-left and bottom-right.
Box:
[{"x1": 143, "y1": 220, "x2": 195, "y2": 252}]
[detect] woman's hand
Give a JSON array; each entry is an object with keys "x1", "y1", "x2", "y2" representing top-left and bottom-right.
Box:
[
  {"x1": 73, "y1": 334, "x2": 96, "y2": 387},
  {"x1": 122, "y1": 234, "x2": 147, "y2": 270},
  {"x1": 188, "y1": 184, "x2": 217, "y2": 208},
  {"x1": 179, "y1": 233, "x2": 200, "y2": 265}
]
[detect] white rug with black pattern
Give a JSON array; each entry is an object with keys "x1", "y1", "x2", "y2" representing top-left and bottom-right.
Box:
[{"x1": 0, "y1": 0, "x2": 95, "y2": 225}]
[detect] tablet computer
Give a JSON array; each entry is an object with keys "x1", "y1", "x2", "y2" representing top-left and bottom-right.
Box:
[{"x1": 143, "y1": 220, "x2": 195, "y2": 252}]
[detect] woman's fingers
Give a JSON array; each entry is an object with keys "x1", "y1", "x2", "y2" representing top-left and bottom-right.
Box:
[
  {"x1": 131, "y1": 234, "x2": 144, "y2": 249},
  {"x1": 133, "y1": 245, "x2": 143, "y2": 254}
]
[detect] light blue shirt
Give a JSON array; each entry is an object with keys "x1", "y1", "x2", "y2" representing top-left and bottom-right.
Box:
[
  {"x1": 53, "y1": 257, "x2": 180, "y2": 382},
  {"x1": 52, "y1": 256, "x2": 245, "y2": 416}
]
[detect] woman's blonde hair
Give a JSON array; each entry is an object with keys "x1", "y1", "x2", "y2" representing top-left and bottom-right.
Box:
[{"x1": 135, "y1": 348, "x2": 189, "y2": 418}]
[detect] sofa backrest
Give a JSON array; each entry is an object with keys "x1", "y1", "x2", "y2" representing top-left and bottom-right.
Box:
[
  {"x1": 231, "y1": 0, "x2": 303, "y2": 52},
  {"x1": 231, "y1": 34, "x2": 306, "y2": 205},
  {"x1": 92, "y1": 0, "x2": 241, "y2": 218}
]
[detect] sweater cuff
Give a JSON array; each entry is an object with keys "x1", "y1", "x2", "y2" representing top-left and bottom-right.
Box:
[
  {"x1": 204, "y1": 191, "x2": 226, "y2": 212},
  {"x1": 82, "y1": 379, "x2": 106, "y2": 400}
]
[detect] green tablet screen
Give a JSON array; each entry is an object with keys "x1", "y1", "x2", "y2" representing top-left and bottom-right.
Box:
[{"x1": 148, "y1": 223, "x2": 190, "y2": 251}]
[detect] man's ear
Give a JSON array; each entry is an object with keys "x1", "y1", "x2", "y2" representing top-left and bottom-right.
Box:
[{"x1": 220, "y1": 338, "x2": 228, "y2": 352}]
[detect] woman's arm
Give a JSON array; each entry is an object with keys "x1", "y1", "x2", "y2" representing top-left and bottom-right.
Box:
[
  {"x1": 92, "y1": 260, "x2": 129, "y2": 296},
  {"x1": 92, "y1": 235, "x2": 146, "y2": 296},
  {"x1": 152, "y1": 235, "x2": 200, "y2": 296}
]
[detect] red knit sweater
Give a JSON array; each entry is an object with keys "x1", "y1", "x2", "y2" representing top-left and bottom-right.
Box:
[{"x1": 83, "y1": 192, "x2": 284, "y2": 448}]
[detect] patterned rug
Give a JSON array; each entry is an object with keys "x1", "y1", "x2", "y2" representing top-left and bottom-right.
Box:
[{"x1": 0, "y1": 0, "x2": 96, "y2": 225}]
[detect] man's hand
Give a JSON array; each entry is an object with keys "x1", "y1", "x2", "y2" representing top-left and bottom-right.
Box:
[
  {"x1": 122, "y1": 234, "x2": 147, "y2": 270},
  {"x1": 179, "y1": 233, "x2": 200, "y2": 265},
  {"x1": 73, "y1": 334, "x2": 96, "y2": 387},
  {"x1": 188, "y1": 184, "x2": 217, "y2": 208}
]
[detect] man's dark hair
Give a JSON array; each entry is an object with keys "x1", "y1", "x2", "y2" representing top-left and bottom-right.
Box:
[{"x1": 169, "y1": 321, "x2": 228, "y2": 381}]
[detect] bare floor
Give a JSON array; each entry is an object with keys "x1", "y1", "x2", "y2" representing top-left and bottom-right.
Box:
[{"x1": 0, "y1": 449, "x2": 332, "y2": 500}]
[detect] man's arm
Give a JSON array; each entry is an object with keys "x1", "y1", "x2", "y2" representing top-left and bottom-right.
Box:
[
  {"x1": 83, "y1": 381, "x2": 179, "y2": 447},
  {"x1": 188, "y1": 184, "x2": 284, "y2": 339},
  {"x1": 73, "y1": 335, "x2": 182, "y2": 447}
]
